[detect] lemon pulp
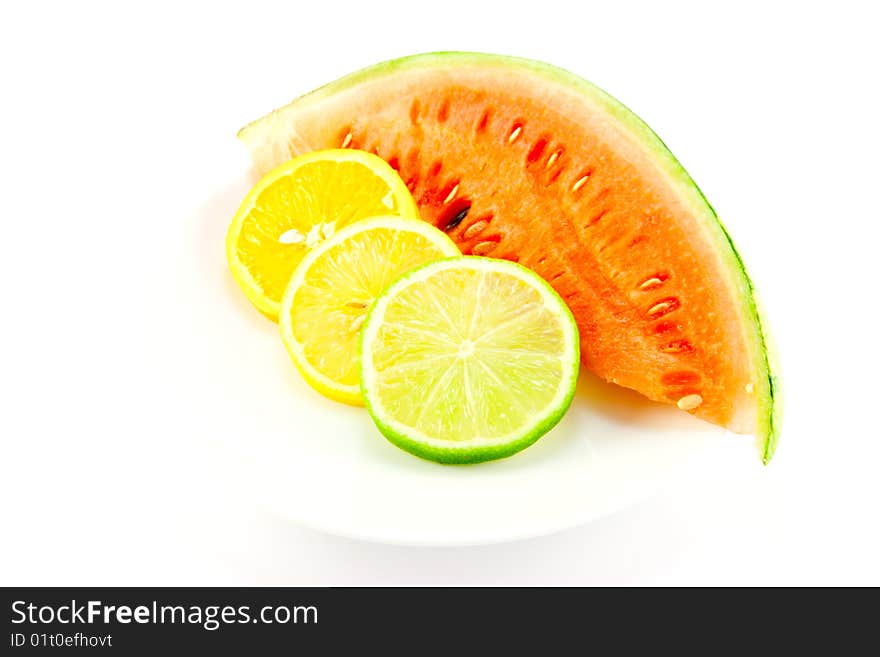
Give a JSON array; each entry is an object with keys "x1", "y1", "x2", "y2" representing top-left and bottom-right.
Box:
[
  {"x1": 226, "y1": 149, "x2": 419, "y2": 320},
  {"x1": 280, "y1": 216, "x2": 459, "y2": 404}
]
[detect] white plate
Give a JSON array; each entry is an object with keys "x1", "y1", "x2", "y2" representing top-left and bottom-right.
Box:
[{"x1": 178, "y1": 142, "x2": 748, "y2": 546}]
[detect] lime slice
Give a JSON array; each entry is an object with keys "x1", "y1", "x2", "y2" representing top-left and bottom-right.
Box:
[
  {"x1": 360, "y1": 257, "x2": 580, "y2": 463},
  {"x1": 280, "y1": 216, "x2": 459, "y2": 405}
]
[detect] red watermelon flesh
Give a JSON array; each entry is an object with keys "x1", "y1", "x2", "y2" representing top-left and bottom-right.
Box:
[{"x1": 238, "y1": 53, "x2": 780, "y2": 461}]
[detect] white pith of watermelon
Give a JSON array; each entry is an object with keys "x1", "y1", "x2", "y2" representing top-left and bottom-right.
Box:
[{"x1": 238, "y1": 52, "x2": 781, "y2": 462}]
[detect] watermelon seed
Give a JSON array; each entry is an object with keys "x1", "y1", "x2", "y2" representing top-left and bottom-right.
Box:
[
  {"x1": 676, "y1": 394, "x2": 703, "y2": 411},
  {"x1": 571, "y1": 174, "x2": 590, "y2": 192},
  {"x1": 638, "y1": 276, "x2": 665, "y2": 291},
  {"x1": 508, "y1": 125, "x2": 523, "y2": 143},
  {"x1": 546, "y1": 150, "x2": 561, "y2": 169},
  {"x1": 441, "y1": 203, "x2": 471, "y2": 232},
  {"x1": 340, "y1": 131, "x2": 353, "y2": 148},
  {"x1": 647, "y1": 297, "x2": 680, "y2": 318},
  {"x1": 472, "y1": 240, "x2": 499, "y2": 256},
  {"x1": 463, "y1": 219, "x2": 490, "y2": 239},
  {"x1": 443, "y1": 184, "x2": 460, "y2": 205}
]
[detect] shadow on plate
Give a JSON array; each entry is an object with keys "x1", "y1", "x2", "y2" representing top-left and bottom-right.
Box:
[{"x1": 574, "y1": 369, "x2": 699, "y2": 429}]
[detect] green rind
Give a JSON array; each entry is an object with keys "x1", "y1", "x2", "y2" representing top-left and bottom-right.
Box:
[
  {"x1": 241, "y1": 52, "x2": 780, "y2": 461},
  {"x1": 359, "y1": 257, "x2": 580, "y2": 465},
  {"x1": 754, "y1": 290, "x2": 783, "y2": 463},
  {"x1": 689, "y1": 187, "x2": 780, "y2": 462}
]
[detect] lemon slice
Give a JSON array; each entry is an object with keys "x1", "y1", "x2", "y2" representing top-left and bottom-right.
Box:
[
  {"x1": 226, "y1": 149, "x2": 419, "y2": 320},
  {"x1": 280, "y1": 216, "x2": 460, "y2": 404},
  {"x1": 360, "y1": 257, "x2": 580, "y2": 463}
]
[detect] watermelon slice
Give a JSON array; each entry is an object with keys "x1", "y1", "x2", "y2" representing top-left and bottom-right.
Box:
[{"x1": 238, "y1": 52, "x2": 781, "y2": 461}]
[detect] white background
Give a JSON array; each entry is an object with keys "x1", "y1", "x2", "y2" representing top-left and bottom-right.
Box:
[{"x1": 2, "y1": 0, "x2": 879, "y2": 585}]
